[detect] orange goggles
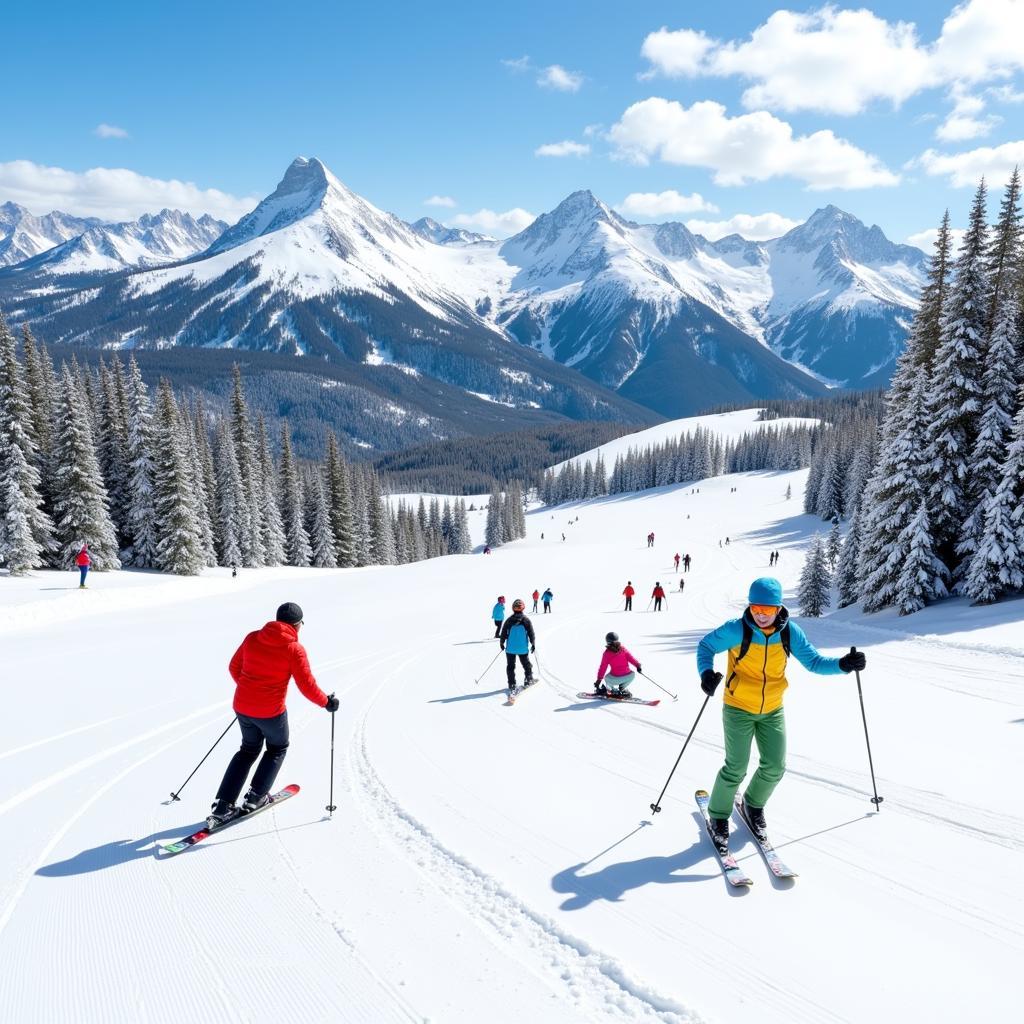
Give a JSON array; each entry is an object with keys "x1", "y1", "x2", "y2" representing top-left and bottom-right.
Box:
[{"x1": 749, "y1": 604, "x2": 781, "y2": 617}]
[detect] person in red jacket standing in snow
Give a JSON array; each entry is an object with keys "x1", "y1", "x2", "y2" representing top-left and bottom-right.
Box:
[
  {"x1": 75, "y1": 544, "x2": 90, "y2": 588},
  {"x1": 208, "y1": 602, "x2": 338, "y2": 826},
  {"x1": 651, "y1": 582, "x2": 667, "y2": 611},
  {"x1": 622, "y1": 581, "x2": 635, "y2": 611}
]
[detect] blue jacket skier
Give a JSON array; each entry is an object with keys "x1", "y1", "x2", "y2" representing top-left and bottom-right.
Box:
[{"x1": 500, "y1": 599, "x2": 536, "y2": 693}]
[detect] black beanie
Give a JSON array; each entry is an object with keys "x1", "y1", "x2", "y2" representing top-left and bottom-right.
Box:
[{"x1": 276, "y1": 602, "x2": 303, "y2": 625}]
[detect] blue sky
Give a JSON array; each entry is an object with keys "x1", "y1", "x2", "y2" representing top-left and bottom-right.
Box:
[{"x1": 4, "y1": 0, "x2": 1023, "y2": 248}]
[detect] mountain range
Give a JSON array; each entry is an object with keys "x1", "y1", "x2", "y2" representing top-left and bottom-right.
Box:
[{"x1": 0, "y1": 156, "x2": 927, "y2": 437}]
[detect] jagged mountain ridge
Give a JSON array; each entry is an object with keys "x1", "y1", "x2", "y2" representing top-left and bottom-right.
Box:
[
  {"x1": 0, "y1": 156, "x2": 925, "y2": 422},
  {"x1": 0, "y1": 203, "x2": 104, "y2": 266}
]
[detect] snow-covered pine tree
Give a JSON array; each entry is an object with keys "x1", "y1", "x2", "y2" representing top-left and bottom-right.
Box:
[
  {"x1": 964, "y1": 383, "x2": 1024, "y2": 602},
  {"x1": 827, "y1": 518, "x2": 842, "y2": 569},
  {"x1": 893, "y1": 498, "x2": 946, "y2": 615},
  {"x1": 125, "y1": 355, "x2": 159, "y2": 568},
  {"x1": 785, "y1": 483, "x2": 791, "y2": 500},
  {"x1": 985, "y1": 167, "x2": 1021, "y2": 335},
  {"x1": 797, "y1": 534, "x2": 831, "y2": 618},
  {"x1": 190, "y1": 397, "x2": 219, "y2": 567},
  {"x1": 19, "y1": 326, "x2": 55, "y2": 481},
  {"x1": 923, "y1": 181, "x2": 989, "y2": 583},
  {"x1": 349, "y1": 465, "x2": 370, "y2": 566},
  {"x1": 0, "y1": 316, "x2": 55, "y2": 572},
  {"x1": 484, "y1": 487, "x2": 502, "y2": 548},
  {"x1": 366, "y1": 469, "x2": 395, "y2": 565},
  {"x1": 453, "y1": 499, "x2": 471, "y2": 554},
  {"x1": 150, "y1": 380, "x2": 205, "y2": 576},
  {"x1": 50, "y1": 363, "x2": 120, "y2": 570},
  {"x1": 255, "y1": 415, "x2": 286, "y2": 566},
  {"x1": 835, "y1": 504, "x2": 863, "y2": 608},
  {"x1": 500, "y1": 486, "x2": 515, "y2": 542},
  {"x1": 214, "y1": 423, "x2": 245, "y2": 569},
  {"x1": 279, "y1": 421, "x2": 311, "y2": 567},
  {"x1": 307, "y1": 474, "x2": 338, "y2": 568},
  {"x1": 324, "y1": 432, "x2": 355, "y2": 567},
  {"x1": 229, "y1": 366, "x2": 265, "y2": 567},
  {"x1": 95, "y1": 358, "x2": 130, "y2": 546}
]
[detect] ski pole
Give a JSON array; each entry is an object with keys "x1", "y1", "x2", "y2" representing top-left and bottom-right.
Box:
[
  {"x1": 639, "y1": 670, "x2": 678, "y2": 701},
  {"x1": 851, "y1": 647, "x2": 883, "y2": 809},
  {"x1": 168, "y1": 716, "x2": 237, "y2": 802},
  {"x1": 475, "y1": 650, "x2": 501, "y2": 685},
  {"x1": 646, "y1": 598, "x2": 653, "y2": 611},
  {"x1": 649, "y1": 694, "x2": 711, "y2": 814},
  {"x1": 326, "y1": 696, "x2": 337, "y2": 816}
]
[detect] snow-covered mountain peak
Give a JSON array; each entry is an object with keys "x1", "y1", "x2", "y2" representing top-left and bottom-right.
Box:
[
  {"x1": 0, "y1": 203, "x2": 103, "y2": 266},
  {"x1": 409, "y1": 217, "x2": 493, "y2": 246}
]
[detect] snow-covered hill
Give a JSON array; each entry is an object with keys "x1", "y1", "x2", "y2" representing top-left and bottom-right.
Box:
[
  {"x1": 2, "y1": 429, "x2": 1020, "y2": 1023},
  {"x1": 0, "y1": 157, "x2": 926, "y2": 417},
  {"x1": 23, "y1": 209, "x2": 227, "y2": 274}
]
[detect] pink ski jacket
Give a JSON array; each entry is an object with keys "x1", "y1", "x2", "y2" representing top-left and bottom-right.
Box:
[{"x1": 597, "y1": 646, "x2": 640, "y2": 680}]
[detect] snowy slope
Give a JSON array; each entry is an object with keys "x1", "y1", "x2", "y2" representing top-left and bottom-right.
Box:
[{"x1": 2, "y1": 431, "x2": 1021, "y2": 1023}]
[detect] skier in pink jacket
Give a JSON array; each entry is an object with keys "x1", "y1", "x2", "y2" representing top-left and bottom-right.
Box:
[{"x1": 594, "y1": 632, "x2": 642, "y2": 699}]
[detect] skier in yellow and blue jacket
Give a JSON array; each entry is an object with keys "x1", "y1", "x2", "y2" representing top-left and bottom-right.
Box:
[{"x1": 696, "y1": 577, "x2": 866, "y2": 850}]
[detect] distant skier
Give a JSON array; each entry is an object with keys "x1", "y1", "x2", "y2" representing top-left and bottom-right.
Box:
[
  {"x1": 651, "y1": 582, "x2": 666, "y2": 611},
  {"x1": 679, "y1": 578, "x2": 685, "y2": 593},
  {"x1": 75, "y1": 544, "x2": 90, "y2": 588},
  {"x1": 594, "y1": 631, "x2": 641, "y2": 699},
  {"x1": 208, "y1": 602, "x2": 337, "y2": 827},
  {"x1": 231, "y1": 564, "x2": 238, "y2": 578},
  {"x1": 484, "y1": 545, "x2": 491, "y2": 555},
  {"x1": 696, "y1": 577, "x2": 867, "y2": 854},
  {"x1": 725, "y1": 537, "x2": 730, "y2": 546},
  {"x1": 674, "y1": 553, "x2": 680, "y2": 572},
  {"x1": 542, "y1": 588, "x2": 553, "y2": 613},
  {"x1": 684, "y1": 553, "x2": 691, "y2": 572},
  {"x1": 532, "y1": 589, "x2": 540, "y2": 613},
  {"x1": 492, "y1": 596, "x2": 506, "y2": 638},
  {"x1": 500, "y1": 598, "x2": 535, "y2": 694},
  {"x1": 622, "y1": 581, "x2": 635, "y2": 611}
]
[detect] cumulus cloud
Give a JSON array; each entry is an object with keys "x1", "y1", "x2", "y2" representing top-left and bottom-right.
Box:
[
  {"x1": 639, "y1": 1, "x2": 1024, "y2": 117},
  {"x1": 534, "y1": 141, "x2": 590, "y2": 158},
  {"x1": 907, "y1": 225, "x2": 967, "y2": 253},
  {"x1": 424, "y1": 195, "x2": 457, "y2": 208},
  {"x1": 94, "y1": 123, "x2": 129, "y2": 139},
  {"x1": 917, "y1": 140, "x2": 1024, "y2": 188},
  {"x1": 935, "y1": 87, "x2": 1000, "y2": 141},
  {"x1": 451, "y1": 207, "x2": 536, "y2": 237},
  {"x1": 686, "y1": 212, "x2": 801, "y2": 242},
  {"x1": 617, "y1": 189, "x2": 718, "y2": 218},
  {"x1": 608, "y1": 98, "x2": 899, "y2": 190},
  {"x1": 538, "y1": 65, "x2": 583, "y2": 92},
  {"x1": 0, "y1": 159, "x2": 258, "y2": 222}
]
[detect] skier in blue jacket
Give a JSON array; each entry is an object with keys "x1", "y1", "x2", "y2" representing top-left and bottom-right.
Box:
[
  {"x1": 499, "y1": 599, "x2": 536, "y2": 694},
  {"x1": 492, "y1": 595, "x2": 506, "y2": 638}
]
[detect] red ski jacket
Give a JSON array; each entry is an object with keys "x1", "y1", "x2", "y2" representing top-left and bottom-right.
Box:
[
  {"x1": 623, "y1": 585, "x2": 635, "y2": 597},
  {"x1": 652, "y1": 586, "x2": 666, "y2": 598},
  {"x1": 228, "y1": 621, "x2": 328, "y2": 718},
  {"x1": 76, "y1": 549, "x2": 91, "y2": 567}
]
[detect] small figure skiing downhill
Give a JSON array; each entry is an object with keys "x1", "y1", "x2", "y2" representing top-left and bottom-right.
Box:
[
  {"x1": 500, "y1": 598, "x2": 536, "y2": 701},
  {"x1": 695, "y1": 577, "x2": 867, "y2": 862},
  {"x1": 541, "y1": 588, "x2": 553, "y2": 613},
  {"x1": 651, "y1": 582, "x2": 666, "y2": 611},
  {"x1": 206, "y1": 602, "x2": 338, "y2": 830},
  {"x1": 492, "y1": 595, "x2": 506, "y2": 638}
]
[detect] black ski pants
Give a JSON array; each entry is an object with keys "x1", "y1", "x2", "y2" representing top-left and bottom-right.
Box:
[
  {"x1": 624, "y1": 596, "x2": 632, "y2": 610},
  {"x1": 494, "y1": 619, "x2": 503, "y2": 637},
  {"x1": 215, "y1": 711, "x2": 289, "y2": 804},
  {"x1": 506, "y1": 652, "x2": 533, "y2": 687},
  {"x1": 654, "y1": 597, "x2": 663, "y2": 611}
]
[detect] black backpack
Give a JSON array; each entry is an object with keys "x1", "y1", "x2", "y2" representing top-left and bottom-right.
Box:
[{"x1": 735, "y1": 619, "x2": 791, "y2": 665}]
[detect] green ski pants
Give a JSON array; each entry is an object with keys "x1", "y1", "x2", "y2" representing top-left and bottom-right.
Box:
[{"x1": 708, "y1": 704, "x2": 787, "y2": 819}]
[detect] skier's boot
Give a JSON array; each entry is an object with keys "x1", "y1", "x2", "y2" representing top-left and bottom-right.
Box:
[
  {"x1": 595, "y1": 682, "x2": 608, "y2": 695},
  {"x1": 523, "y1": 677, "x2": 535, "y2": 688},
  {"x1": 242, "y1": 790, "x2": 270, "y2": 813},
  {"x1": 207, "y1": 798, "x2": 237, "y2": 829},
  {"x1": 709, "y1": 817, "x2": 730, "y2": 856},
  {"x1": 742, "y1": 800, "x2": 768, "y2": 841},
  {"x1": 617, "y1": 688, "x2": 632, "y2": 699}
]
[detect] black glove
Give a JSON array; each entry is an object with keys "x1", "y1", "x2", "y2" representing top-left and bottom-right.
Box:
[
  {"x1": 839, "y1": 651, "x2": 866, "y2": 673},
  {"x1": 325, "y1": 694, "x2": 340, "y2": 713},
  {"x1": 636, "y1": 664, "x2": 642, "y2": 674},
  {"x1": 530, "y1": 644, "x2": 535, "y2": 654},
  {"x1": 700, "y1": 670, "x2": 723, "y2": 696},
  {"x1": 500, "y1": 642, "x2": 505, "y2": 651}
]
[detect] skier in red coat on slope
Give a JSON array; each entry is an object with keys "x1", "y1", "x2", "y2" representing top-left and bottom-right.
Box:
[
  {"x1": 651, "y1": 582, "x2": 667, "y2": 611},
  {"x1": 75, "y1": 545, "x2": 91, "y2": 588},
  {"x1": 208, "y1": 602, "x2": 338, "y2": 827}
]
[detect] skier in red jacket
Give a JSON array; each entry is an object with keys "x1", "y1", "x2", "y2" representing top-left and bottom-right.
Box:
[
  {"x1": 75, "y1": 545, "x2": 91, "y2": 588},
  {"x1": 622, "y1": 581, "x2": 635, "y2": 611},
  {"x1": 208, "y1": 602, "x2": 338, "y2": 826},
  {"x1": 651, "y1": 582, "x2": 667, "y2": 611}
]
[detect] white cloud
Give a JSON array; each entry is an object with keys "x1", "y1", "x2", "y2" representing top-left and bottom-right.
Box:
[
  {"x1": 451, "y1": 207, "x2": 536, "y2": 237},
  {"x1": 935, "y1": 86, "x2": 1000, "y2": 141},
  {"x1": 534, "y1": 141, "x2": 590, "y2": 158},
  {"x1": 608, "y1": 98, "x2": 899, "y2": 190},
  {"x1": 617, "y1": 189, "x2": 718, "y2": 218},
  {"x1": 0, "y1": 159, "x2": 258, "y2": 222},
  {"x1": 988, "y1": 84, "x2": 1024, "y2": 103},
  {"x1": 501, "y1": 56, "x2": 531, "y2": 72},
  {"x1": 687, "y1": 212, "x2": 801, "y2": 242},
  {"x1": 582, "y1": 123, "x2": 603, "y2": 137},
  {"x1": 907, "y1": 226, "x2": 967, "y2": 252},
  {"x1": 424, "y1": 195, "x2": 457, "y2": 208},
  {"x1": 918, "y1": 140, "x2": 1024, "y2": 188},
  {"x1": 94, "y1": 123, "x2": 129, "y2": 139},
  {"x1": 538, "y1": 65, "x2": 583, "y2": 92},
  {"x1": 639, "y1": 1, "x2": 1024, "y2": 117}
]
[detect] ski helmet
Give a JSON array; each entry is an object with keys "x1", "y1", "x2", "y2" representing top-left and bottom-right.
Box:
[
  {"x1": 605, "y1": 631, "x2": 619, "y2": 644},
  {"x1": 512, "y1": 598, "x2": 525, "y2": 611}
]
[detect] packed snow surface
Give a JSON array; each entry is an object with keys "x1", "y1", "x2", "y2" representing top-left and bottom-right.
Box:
[{"x1": 2, "y1": 452, "x2": 1021, "y2": 1022}]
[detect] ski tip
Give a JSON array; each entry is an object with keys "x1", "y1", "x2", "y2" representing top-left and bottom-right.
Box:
[{"x1": 695, "y1": 788, "x2": 710, "y2": 799}]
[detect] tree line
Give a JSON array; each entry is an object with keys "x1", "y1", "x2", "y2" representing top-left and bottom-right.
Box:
[{"x1": 0, "y1": 321, "x2": 475, "y2": 576}]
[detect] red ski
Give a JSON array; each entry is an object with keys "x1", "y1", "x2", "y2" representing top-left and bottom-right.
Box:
[
  {"x1": 159, "y1": 784, "x2": 300, "y2": 856},
  {"x1": 576, "y1": 691, "x2": 660, "y2": 707}
]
